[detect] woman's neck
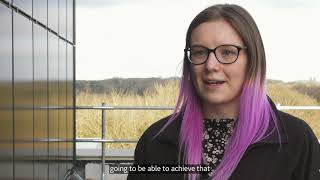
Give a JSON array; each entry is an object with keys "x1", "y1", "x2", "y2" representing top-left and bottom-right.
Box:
[{"x1": 201, "y1": 97, "x2": 240, "y2": 120}]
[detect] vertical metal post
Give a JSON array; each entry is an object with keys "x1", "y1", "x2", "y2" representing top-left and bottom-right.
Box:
[
  {"x1": 101, "y1": 103, "x2": 106, "y2": 180},
  {"x1": 72, "y1": 0, "x2": 77, "y2": 172}
]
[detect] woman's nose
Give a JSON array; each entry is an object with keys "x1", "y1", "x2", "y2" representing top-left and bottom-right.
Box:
[{"x1": 205, "y1": 52, "x2": 221, "y2": 71}]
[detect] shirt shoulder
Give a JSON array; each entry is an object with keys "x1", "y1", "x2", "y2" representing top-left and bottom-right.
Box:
[
  {"x1": 277, "y1": 111, "x2": 320, "y2": 179},
  {"x1": 132, "y1": 114, "x2": 177, "y2": 164},
  {"x1": 138, "y1": 114, "x2": 173, "y2": 142},
  {"x1": 277, "y1": 110, "x2": 318, "y2": 143},
  {"x1": 134, "y1": 114, "x2": 175, "y2": 150}
]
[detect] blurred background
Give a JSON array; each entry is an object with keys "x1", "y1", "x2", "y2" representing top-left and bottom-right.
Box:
[
  {"x1": 76, "y1": 1, "x2": 320, "y2": 179},
  {"x1": 76, "y1": 0, "x2": 320, "y2": 146}
]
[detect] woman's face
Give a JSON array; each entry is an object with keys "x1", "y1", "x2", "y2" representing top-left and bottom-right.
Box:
[{"x1": 190, "y1": 19, "x2": 248, "y2": 108}]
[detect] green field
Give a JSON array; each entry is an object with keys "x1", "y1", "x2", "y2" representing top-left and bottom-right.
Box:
[{"x1": 76, "y1": 79, "x2": 320, "y2": 149}]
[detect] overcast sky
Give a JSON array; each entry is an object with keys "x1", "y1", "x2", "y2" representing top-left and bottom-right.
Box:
[{"x1": 76, "y1": 0, "x2": 320, "y2": 82}]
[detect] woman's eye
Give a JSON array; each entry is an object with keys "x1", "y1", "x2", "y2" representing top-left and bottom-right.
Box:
[
  {"x1": 222, "y1": 50, "x2": 236, "y2": 56},
  {"x1": 193, "y1": 50, "x2": 206, "y2": 56}
]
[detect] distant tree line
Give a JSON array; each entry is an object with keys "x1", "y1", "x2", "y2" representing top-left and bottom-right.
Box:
[
  {"x1": 76, "y1": 77, "x2": 180, "y2": 95},
  {"x1": 76, "y1": 78, "x2": 320, "y2": 102},
  {"x1": 290, "y1": 83, "x2": 320, "y2": 103}
]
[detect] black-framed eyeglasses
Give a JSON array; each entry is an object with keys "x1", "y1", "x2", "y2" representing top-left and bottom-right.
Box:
[{"x1": 184, "y1": 44, "x2": 247, "y2": 65}]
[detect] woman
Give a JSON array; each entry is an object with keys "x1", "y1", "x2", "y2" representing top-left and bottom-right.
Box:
[{"x1": 127, "y1": 4, "x2": 320, "y2": 180}]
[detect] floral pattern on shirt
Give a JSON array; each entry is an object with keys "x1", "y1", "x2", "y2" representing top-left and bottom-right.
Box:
[{"x1": 202, "y1": 118, "x2": 235, "y2": 178}]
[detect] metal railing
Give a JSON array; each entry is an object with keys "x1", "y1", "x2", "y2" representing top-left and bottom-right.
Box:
[
  {"x1": 74, "y1": 103, "x2": 320, "y2": 180},
  {"x1": 75, "y1": 104, "x2": 175, "y2": 180}
]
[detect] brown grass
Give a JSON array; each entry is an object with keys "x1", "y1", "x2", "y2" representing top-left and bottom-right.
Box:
[{"x1": 76, "y1": 80, "x2": 320, "y2": 149}]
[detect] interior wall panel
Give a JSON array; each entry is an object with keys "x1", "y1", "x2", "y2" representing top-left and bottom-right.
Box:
[
  {"x1": 13, "y1": 12, "x2": 34, "y2": 180},
  {"x1": 59, "y1": 0, "x2": 67, "y2": 39},
  {"x1": 34, "y1": 23, "x2": 49, "y2": 180},
  {"x1": 0, "y1": 4, "x2": 13, "y2": 179},
  {"x1": 48, "y1": 32, "x2": 59, "y2": 180},
  {"x1": 48, "y1": 0, "x2": 59, "y2": 33},
  {"x1": 0, "y1": 1, "x2": 75, "y2": 179},
  {"x1": 12, "y1": 0, "x2": 32, "y2": 15},
  {"x1": 58, "y1": 39, "x2": 67, "y2": 179},
  {"x1": 33, "y1": 0, "x2": 48, "y2": 25},
  {"x1": 66, "y1": 0, "x2": 74, "y2": 43},
  {"x1": 66, "y1": 43, "x2": 74, "y2": 170}
]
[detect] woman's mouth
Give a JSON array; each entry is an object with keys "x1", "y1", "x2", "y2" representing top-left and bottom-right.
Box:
[{"x1": 204, "y1": 80, "x2": 226, "y2": 88}]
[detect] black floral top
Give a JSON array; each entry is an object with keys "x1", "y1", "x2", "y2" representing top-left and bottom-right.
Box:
[{"x1": 202, "y1": 118, "x2": 236, "y2": 179}]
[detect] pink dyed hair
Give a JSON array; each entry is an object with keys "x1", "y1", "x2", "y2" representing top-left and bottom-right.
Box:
[{"x1": 154, "y1": 4, "x2": 282, "y2": 180}]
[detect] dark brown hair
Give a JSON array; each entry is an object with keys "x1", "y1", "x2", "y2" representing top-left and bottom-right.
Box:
[{"x1": 184, "y1": 4, "x2": 266, "y2": 86}]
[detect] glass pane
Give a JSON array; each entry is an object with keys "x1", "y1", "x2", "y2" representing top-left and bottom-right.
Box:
[
  {"x1": 59, "y1": 39, "x2": 67, "y2": 178},
  {"x1": 34, "y1": 23, "x2": 48, "y2": 180},
  {"x1": 66, "y1": 44, "x2": 74, "y2": 169},
  {"x1": 48, "y1": 32, "x2": 59, "y2": 179},
  {"x1": 13, "y1": 12, "x2": 33, "y2": 179},
  {"x1": 66, "y1": 0, "x2": 74, "y2": 43},
  {"x1": 13, "y1": 0, "x2": 32, "y2": 16},
  {"x1": 48, "y1": 0, "x2": 59, "y2": 33},
  {"x1": 59, "y1": 0, "x2": 67, "y2": 39},
  {"x1": 0, "y1": 4, "x2": 13, "y2": 179},
  {"x1": 33, "y1": 0, "x2": 47, "y2": 25}
]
